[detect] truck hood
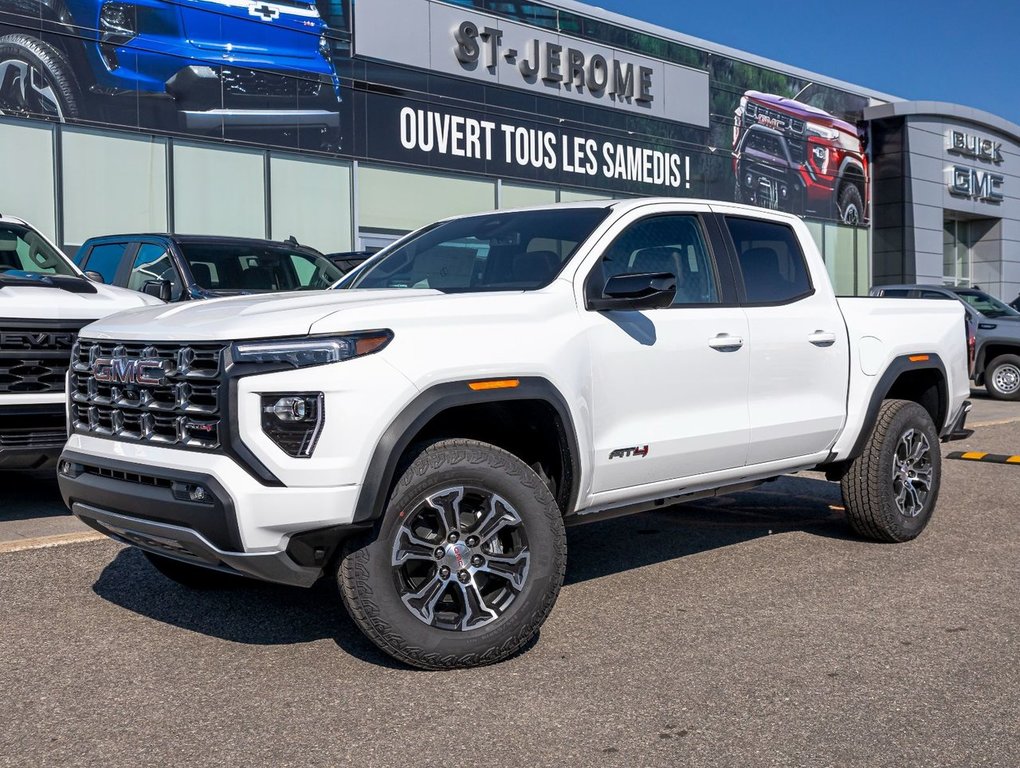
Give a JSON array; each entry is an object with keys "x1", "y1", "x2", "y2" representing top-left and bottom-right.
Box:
[
  {"x1": 745, "y1": 91, "x2": 858, "y2": 135},
  {"x1": 79, "y1": 289, "x2": 452, "y2": 341},
  {"x1": 0, "y1": 276, "x2": 162, "y2": 321}
]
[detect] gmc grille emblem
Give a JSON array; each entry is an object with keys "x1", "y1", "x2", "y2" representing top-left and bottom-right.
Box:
[{"x1": 93, "y1": 356, "x2": 169, "y2": 386}]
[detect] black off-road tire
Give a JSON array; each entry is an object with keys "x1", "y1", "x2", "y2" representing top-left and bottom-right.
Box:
[
  {"x1": 838, "y1": 183, "x2": 865, "y2": 226},
  {"x1": 840, "y1": 399, "x2": 942, "y2": 542},
  {"x1": 338, "y1": 439, "x2": 567, "y2": 670},
  {"x1": 0, "y1": 34, "x2": 82, "y2": 120},
  {"x1": 984, "y1": 354, "x2": 1020, "y2": 401},
  {"x1": 143, "y1": 551, "x2": 243, "y2": 589}
]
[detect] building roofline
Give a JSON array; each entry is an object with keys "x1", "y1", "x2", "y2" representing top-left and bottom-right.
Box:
[
  {"x1": 523, "y1": 0, "x2": 902, "y2": 104},
  {"x1": 863, "y1": 101, "x2": 1020, "y2": 144}
]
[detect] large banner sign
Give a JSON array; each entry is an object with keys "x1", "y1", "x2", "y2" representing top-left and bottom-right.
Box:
[{"x1": 0, "y1": 0, "x2": 873, "y2": 224}]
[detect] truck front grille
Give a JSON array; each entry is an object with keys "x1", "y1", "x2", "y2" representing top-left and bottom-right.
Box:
[
  {"x1": 69, "y1": 340, "x2": 226, "y2": 450},
  {"x1": 0, "y1": 321, "x2": 81, "y2": 394},
  {"x1": 745, "y1": 101, "x2": 806, "y2": 135},
  {"x1": 220, "y1": 68, "x2": 323, "y2": 99}
]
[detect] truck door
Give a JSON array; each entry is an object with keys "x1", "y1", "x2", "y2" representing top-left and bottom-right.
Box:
[
  {"x1": 721, "y1": 213, "x2": 849, "y2": 465},
  {"x1": 583, "y1": 209, "x2": 750, "y2": 494}
]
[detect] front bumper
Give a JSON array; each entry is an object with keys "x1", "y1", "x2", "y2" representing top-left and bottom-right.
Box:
[
  {"x1": 166, "y1": 65, "x2": 340, "y2": 132},
  {"x1": 57, "y1": 441, "x2": 364, "y2": 586},
  {"x1": 0, "y1": 403, "x2": 67, "y2": 470}
]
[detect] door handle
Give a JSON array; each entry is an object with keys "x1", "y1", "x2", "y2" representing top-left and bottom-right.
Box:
[
  {"x1": 808, "y1": 330, "x2": 837, "y2": 347},
  {"x1": 708, "y1": 334, "x2": 744, "y2": 351}
]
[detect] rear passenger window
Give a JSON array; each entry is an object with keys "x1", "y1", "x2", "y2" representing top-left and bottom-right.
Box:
[
  {"x1": 726, "y1": 217, "x2": 812, "y2": 304},
  {"x1": 81, "y1": 243, "x2": 128, "y2": 285}
]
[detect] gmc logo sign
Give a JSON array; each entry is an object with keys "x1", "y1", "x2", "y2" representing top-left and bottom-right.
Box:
[
  {"x1": 93, "y1": 357, "x2": 168, "y2": 386},
  {"x1": 0, "y1": 332, "x2": 75, "y2": 349}
]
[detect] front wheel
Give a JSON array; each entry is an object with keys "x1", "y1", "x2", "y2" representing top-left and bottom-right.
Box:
[
  {"x1": 840, "y1": 399, "x2": 942, "y2": 542},
  {"x1": 0, "y1": 34, "x2": 81, "y2": 121},
  {"x1": 838, "y1": 183, "x2": 865, "y2": 226},
  {"x1": 985, "y1": 354, "x2": 1020, "y2": 401},
  {"x1": 338, "y1": 439, "x2": 566, "y2": 669}
]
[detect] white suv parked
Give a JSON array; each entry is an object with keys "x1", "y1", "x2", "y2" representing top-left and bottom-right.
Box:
[{"x1": 0, "y1": 215, "x2": 162, "y2": 469}]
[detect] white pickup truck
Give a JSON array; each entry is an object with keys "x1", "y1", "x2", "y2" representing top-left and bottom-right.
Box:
[
  {"x1": 58, "y1": 200, "x2": 971, "y2": 669},
  {"x1": 0, "y1": 215, "x2": 161, "y2": 469}
]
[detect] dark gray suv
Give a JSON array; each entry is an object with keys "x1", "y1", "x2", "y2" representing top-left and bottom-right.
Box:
[{"x1": 870, "y1": 284, "x2": 1020, "y2": 400}]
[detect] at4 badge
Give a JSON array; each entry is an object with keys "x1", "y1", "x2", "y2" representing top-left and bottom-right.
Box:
[{"x1": 609, "y1": 445, "x2": 649, "y2": 460}]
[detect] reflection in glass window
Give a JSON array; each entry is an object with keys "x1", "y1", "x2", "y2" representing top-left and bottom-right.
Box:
[
  {"x1": 177, "y1": 243, "x2": 341, "y2": 292},
  {"x1": 351, "y1": 207, "x2": 608, "y2": 292},
  {"x1": 129, "y1": 244, "x2": 182, "y2": 300},
  {"x1": 81, "y1": 243, "x2": 127, "y2": 283},
  {"x1": 598, "y1": 215, "x2": 719, "y2": 305}
]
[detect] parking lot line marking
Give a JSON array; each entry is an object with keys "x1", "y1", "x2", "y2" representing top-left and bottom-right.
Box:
[
  {"x1": 0, "y1": 532, "x2": 106, "y2": 554},
  {"x1": 948, "y1": 451, "x2": 1020, "y2": 466}
]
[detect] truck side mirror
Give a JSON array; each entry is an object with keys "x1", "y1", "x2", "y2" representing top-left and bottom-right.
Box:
[
  {"x1": 84, "y1": 270, "x2": 105, "y2": 284},
  {"x1": 587, "y1": 272, "x2": 676, "y2": 311},
  {"x1": 142, "y1": 280, "x2": 172, "y2": 302}
]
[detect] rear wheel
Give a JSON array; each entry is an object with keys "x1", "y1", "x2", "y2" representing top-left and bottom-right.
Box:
[
  {"x1": 840, "y1": 399, "x2": 941, "y2": 542},
  {"x1": 338, "y1": 439, "x2": 566, "y2": 669},
  {"x1": 0, "y1": 34, "x2": 81, "y2": 121},
  {"x1": 985, "y1": 354, "x2": 1020, "y2": 401}
]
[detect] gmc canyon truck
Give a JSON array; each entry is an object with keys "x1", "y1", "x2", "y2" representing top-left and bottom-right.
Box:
[
  {"x1": 733, "y1": 89, "x2": 869, "y2": 226},
  {"x1": 58, "y1": 200, "x2": 971, "y2": 669},
  {"x1": 0, "y1": 214, "x2": 160, "y2": 469}
]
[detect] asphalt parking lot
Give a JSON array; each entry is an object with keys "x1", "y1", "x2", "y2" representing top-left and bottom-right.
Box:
[{"x1": 1, "y1": 396, "x2": 1018, "y2": 767}]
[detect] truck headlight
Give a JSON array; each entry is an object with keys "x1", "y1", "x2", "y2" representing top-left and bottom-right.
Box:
[
  {"x1": 230, "y1": 331, "x2": 392, "y2": 370},
  {"x1": 261, "y1": 393, "x2": 324, "y2": 458},
  {"x1": 805, "y1": 123, "x2": 839, "y2": 141}
]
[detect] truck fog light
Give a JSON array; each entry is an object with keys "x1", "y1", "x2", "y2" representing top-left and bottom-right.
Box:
[
  {"x1": 268, "y1": 396, "x2": 308, "y2": 422},
  {"x1": 189, "y1": 485, "x2": 209, "y2": 502},
  {"x1": 260, "y1": 393, "x2": 325, "y2": 458}
]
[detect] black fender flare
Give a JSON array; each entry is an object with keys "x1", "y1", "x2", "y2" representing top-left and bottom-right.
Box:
[
  {"x1": 352, "y1": 377, "x2": 581, "y2": 523},
  {"x1": 836, "y1": 157, "x2": 866, "y2": 192},
  {"x1": 842, "y1": 353, "x2": 949, "y2": 463}
]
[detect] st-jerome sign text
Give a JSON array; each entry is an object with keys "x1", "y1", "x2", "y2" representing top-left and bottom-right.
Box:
[
  {"x1": 353, "y1": 0, "x2": 710, "y2": 128},
  {"x1": 454, "y1": 21, "x2": 654, "y2": 105}
]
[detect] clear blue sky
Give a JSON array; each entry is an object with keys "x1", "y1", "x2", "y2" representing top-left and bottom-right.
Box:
[{"x1": 586, "y1": 0, "x2": 1020, "y2": 125}]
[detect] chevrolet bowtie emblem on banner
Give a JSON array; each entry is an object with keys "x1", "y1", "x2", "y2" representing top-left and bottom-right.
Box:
[
  {"x1": 92, "y1": 356, "x2": 169, "y2": 387},
  {"x1": 248, "y1": 2, "x2": 280, "y2": 21}
]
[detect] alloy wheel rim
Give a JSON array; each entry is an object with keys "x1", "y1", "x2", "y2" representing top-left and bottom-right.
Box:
[
  {"x1": 843, "y1": 202, "x2": 861, "y2": 226},
  {"x1": 993, "y1": 364, "x2": 1020, "y2": 394},
  {"x1": 0, "y1": 59, "x2": 64, "y2": 120},
  {"x1": 391, "y1": 486, "x2": 531, "y2": 632},
  {"x1": 891, "y1": 428, "x2": 933, "y2": 518}
]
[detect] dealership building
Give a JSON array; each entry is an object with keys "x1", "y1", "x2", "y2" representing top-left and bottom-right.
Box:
[{"x1": 0, "y1": 0, "x2": 1017, "y2": 298}]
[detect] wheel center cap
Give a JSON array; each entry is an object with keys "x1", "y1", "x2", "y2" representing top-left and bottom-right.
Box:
[{"x1": 444, "y1": 541, "x2": 470, "y2": 571}]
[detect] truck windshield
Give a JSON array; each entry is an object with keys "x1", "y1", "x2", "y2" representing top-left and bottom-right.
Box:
[
  {"x1": 0, "y1": 224, "x2": 77, "y2": 277},
  {"x1": 955, "y1": 290, "x2": 1020, "y2": 319},
  {"x1": 347, "y1": 207, "x2": 610, "y2": 292},
  {"x1": 177, "y1": 243, "x2": 342, "y2": 292}
]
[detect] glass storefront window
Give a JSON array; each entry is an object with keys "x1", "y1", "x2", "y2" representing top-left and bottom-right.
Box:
[
  {"x1": 943, "y1": 219, "x2": 972, "y2": 287},
  {"x1": 359, "y1": 165, "x2": 495, "y2": 233},
  {"x1": 270, "y1": 155, "x2": 353, "y2": 253},
  {"x1": 62, "y1": 128, "x2": 168, "y2": 248},
  {"x1": 501, "y1": 183, "x2": 557, "y2": 209},
  {"x1": 0, "y1": 120, "x2": 56, "y2": 242},
  {"x1": 173, "y1": 143, "x2": 265, "y2": 238}
]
